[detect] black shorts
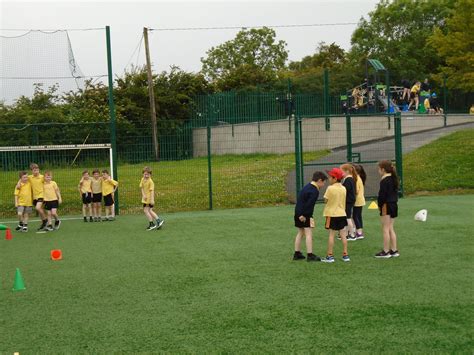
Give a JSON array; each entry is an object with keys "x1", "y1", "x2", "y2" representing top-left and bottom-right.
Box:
[
  {"x1": 345, "y1": 203, "x2": 354, "y2": 218},
  {"x1": 294, "y1": 215, "x2": 313, "y2": 228},
  {"x1": 380, "y1": 202, "x2": 398, "y2": 218},
  {"x1": 104, "y1": 193, "x2": 114, "y2": 207},
  {"x1": 44, "y1": 200, "x2": 59, "y2": 210},
  {"x1": 82, "y1": 192, "x2": 92, "y2": 204},
  {"x1": 92, "y1": 193, "x2": 102, "y2": 203},
  {"x1": 325, "y1": 216, "x2": 347, "y2": 231},
  {"x1": 33, "y1": 198, "x2": 44, "y2": 206},
  {"x1": 410, "y1": 92, "x2": 418, "y2": 99},
  {"x1": 143, "y1": 204, "x2": 154, "y2": 208}
]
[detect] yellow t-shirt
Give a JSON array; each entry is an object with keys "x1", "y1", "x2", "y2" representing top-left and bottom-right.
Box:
[
  {"x1": 14, "y1": 181, "x2": 33, "y2": 207},
  {"x1": 44, "y1": 181, "x2": 59, "y2": 201},
  {"x1": 323, "y1": 183, "x2": 346, "y2": 217},
  {"x1": 91, "y1": 177, "x2": 102, "y2": 194},
  {"x1": 411, "y1": 84, "x2": 420, "y2": 93},
  {"x1": 139, "y1": 177, "x2": 155, "y2": 204},
  {"x1": 28, "y1": 174, "x2": 44, "y2": 199},
  {"x1": 424, "y1": 98, "x2": 430, "y2": 109},
  {"x1": 102, "y1": 178, "x2": 118, "y2": 196},
  {"x1": 355, "y1": 178, "x2": 366, "y2": 207},
  {"x1": 80, "y1": 179, "x2": 92, "y2": 194}
]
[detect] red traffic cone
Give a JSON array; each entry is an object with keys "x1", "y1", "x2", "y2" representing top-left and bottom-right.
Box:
[
  {"x1": 5, "y1": 229, "x2": 12, "y2": 240},
  {"x1": 51, "y1": 249, "x2": 62, "y2": 261}
]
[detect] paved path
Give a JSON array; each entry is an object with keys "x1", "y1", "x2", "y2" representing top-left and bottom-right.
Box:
[{"x1": 286, "y1": 122, "x2": 474, "y2": 202}]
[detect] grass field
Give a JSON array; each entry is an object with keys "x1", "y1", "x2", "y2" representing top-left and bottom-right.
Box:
[{"x1": 1, "y1": 194, "x2": 473, "y2": 352}]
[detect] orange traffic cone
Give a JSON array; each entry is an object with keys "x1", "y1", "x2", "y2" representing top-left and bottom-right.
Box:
[
  {"x1": 5, "y1": 229, "x2": 12, "y2": 240},
  {"x1": 50, "y1": 249, "x2": 62, "y2": 261}
]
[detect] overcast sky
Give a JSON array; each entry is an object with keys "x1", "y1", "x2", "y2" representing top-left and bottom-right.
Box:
[{"x1": 0, "y1": 0, "x2": 378, "y2": 101}]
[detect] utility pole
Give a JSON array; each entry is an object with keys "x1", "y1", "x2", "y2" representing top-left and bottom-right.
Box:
[{"x1": 143, "y1": 27, "x2": 159, "y2": 160}]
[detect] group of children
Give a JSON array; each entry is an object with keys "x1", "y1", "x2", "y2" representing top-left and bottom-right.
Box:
[
  {"x1": 14, "y1": 163, "x2": 165, "y2": 233},
  {"x1": 293, "y1": 160, "x2": 399, "y2": 263}
]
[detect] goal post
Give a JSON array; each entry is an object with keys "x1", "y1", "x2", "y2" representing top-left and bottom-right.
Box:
[{"x1": 0, "y1": 143, "x2": 115, "y2": 218}]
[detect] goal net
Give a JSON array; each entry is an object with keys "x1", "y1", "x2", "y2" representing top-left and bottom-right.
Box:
[{"x1": 0, "y1": 144, "x2": 113, "y2": 218}]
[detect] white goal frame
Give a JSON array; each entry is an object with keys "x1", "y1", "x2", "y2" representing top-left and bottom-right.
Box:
[{"x1": 0, "y1": 143, "x2": 114, "y2": 178}]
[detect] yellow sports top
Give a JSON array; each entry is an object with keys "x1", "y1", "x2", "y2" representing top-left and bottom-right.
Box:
[
  {"x1": 28, "y1": 174, "x2": 44, "y2": 199},
  {"x1": 139, "y1": 177, "x2": 155, "y2": 204},
  {"x1": 323, "y1": 183, "x2": 346, "y2": 217},
  {"x1": 80, "y1": 179, "x2": 92, "y2": 194},
  {"x1": 355, "y1": 178, "x2": 366, "y2": 207},
  {"x1": 102, "y1": 178, "x2": 118, "y2": 196},
  {"x1": 14, "y1": 181, "x2": 33, "y2": 207},
  {"x1": 91, "y1": 177, "x2": 102, "y2": 194},
  {"x1": 44, "y1": 181, "x2": 59, "y2": 202}
]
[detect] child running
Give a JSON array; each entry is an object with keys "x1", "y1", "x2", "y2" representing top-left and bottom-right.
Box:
[
  {"x1": 101, "y1": 169, "x2": 118, "y2": 221},
  {"x1": 78, "y1": 170, "x2": 93, "y2": 222},
  {"x1": 340, "y1": 163, "x2": 358, "y2": 241},
  {"x1": 321, "y1": 168, "x2": 349, "y2": 263},
  {"x1": 140, "y1": 167, "x2": 164, "y2": 231},
  {"x1": 42, "y1": 171, "x2": 62, "y2": 232},
  {"x1": 292, "y1": 171, "x2": 327, "y2": 262},
  {"x1": 14, "y1": 171, "x2": 33, "y2": 232},
  {"x1": 353, "y1": 164, "x2": 366, "y2": 240},
  {"x1": 91, "y1": 169, "x2": 103, "y2": 221},
  {"x1": 375, "y1": 160, "x2": 399, "y2": 258}
]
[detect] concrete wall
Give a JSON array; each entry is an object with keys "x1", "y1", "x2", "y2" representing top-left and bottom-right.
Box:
[{"x1": 192, "y1": 114, "x2": 474, "y2": 157}]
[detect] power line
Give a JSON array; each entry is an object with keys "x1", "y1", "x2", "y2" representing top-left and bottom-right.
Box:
[{"x1": 150, "y1": 22, "x2": 358, "y2": 31}]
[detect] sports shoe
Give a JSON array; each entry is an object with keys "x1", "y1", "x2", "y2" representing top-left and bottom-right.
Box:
[
  {"x1": 321, "y1": 255, "x2": 335, "y2": 263},
  {"x1": 37, "y1": 225, "x2": 46, "y2": 232},
  {"x1": 89, "y1": 216, "x2": 93, "y2": 222},
  {"x1": 54, "y1": 220, "x2": 61, "y2": 230},
  {"x1": 347, "y1": 234, "x2": 357, "y2": 241},
  {"x1": 375, "y1": 250, "x2": 391, "y2": 259},
  {"x1": 108, "y1": 217, "x2": 115, "y2": 221},
  {"x1": 293, "y1": 251, "x2": 306, "y2": 260},
  {"x1": 83, "y1": 217, "x2": 88, "y2": 222},
  {"x1": 146, "y1": 223, "x2": 157, "y2": 231},
  {"x1": 355, "y1": 233, "x2": 365, "y2": 240},
  {"x1": 342, "y1": 255, "x2": 351, "y2": 262},
  {"x1": 156, "y1": 218, "x2": 164, "y2": 229},
  {"x1": 46, "y1": 225, "x2": 54, "y2": 232},
  {"x1": 103, "y1": 217, "x2": 109, "y2": 221},
  {"x1": 22, "y1": 226, "x2": 28, "y2": 232},
  {"x1": 307, "y1": 253, "x2": 321, "y2": 262},
  {"x1": 389, "y1": 249, "x2": 400, "y2": 257},
  {"x1": 98, "y1": 217, "x2": 102, "y2": 222},
  {"x1": 337, "y1": 235, "x2": 341, "y2": 240},
  {"x1": 15, "y1": 224, "x2": 23, "y2": 231}
]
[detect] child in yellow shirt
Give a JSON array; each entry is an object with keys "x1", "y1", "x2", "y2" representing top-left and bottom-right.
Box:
[
  {"x1": 14, "y1": 171, "x2": 33, "y2": 232},
  {"x1": 78, "y1": 170, "x2": 93, "y2": 222},
  {"x1": 102, "y1": 169, "x2": 118, "y2": 221},
  {"x1": 91, "y1": 169, "x2": 103, "y2": 221},
  {"x1": 140, "y1": 167, "x2": 164, "y2": 230},
  {"x1": 41, "y1": 171, "x2": 62, "y2": 232}
]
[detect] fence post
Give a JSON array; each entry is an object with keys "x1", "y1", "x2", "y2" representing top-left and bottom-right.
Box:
[
  {"x1": 345, "y1": 113, "x2": 352, "y2": 162},
  {"x1": 443, "y1": 75, "x2": 448, "y2": 115},
  {"x1": 207, "y1": 96, "x2": 213, "y2": 210},
  {"x1": 294, "y1": 114, "x2": 302, "y2": 196},
  {"x1": 298, "y1": 116, "x2": 304, "y2": 189},
  {"x1": 105, "y1": 25, "x2": 119, "y2": 215},
  {"x1": 323, "y1": 68, "x2": 330, "y2": 131},
  {"x1": 394, "y1": 112, "x2": 403, "y2": 197}
]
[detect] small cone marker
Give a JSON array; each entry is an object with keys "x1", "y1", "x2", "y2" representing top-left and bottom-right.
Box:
[
  {"x1": 368, "y1": 201, "x2": 378, "y2": 209},
  {"x1": 50, "y1": 249, "x2": 62, "y2": 261},
  {"x1": 414, "y1": 209, "x2": 428, "y2": 222},
  {"x1": 5, "y1": 229, "x2": 12, "y2": 240},
  {"x1": 12, "y1": 268, "x2": 26, "y2": 291}
]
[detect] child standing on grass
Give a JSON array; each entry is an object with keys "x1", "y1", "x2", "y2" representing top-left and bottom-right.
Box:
[
  {"x1": 91, "y1": 169, "x2": 103, "y2": 221},
  {"x1": 140, "y1": 167, "x2": 164, "y2": 231},
  {"x1": 353, "y1": 164, "x2": 366, "y2": 240},
  {"x1": 79, "y1": 170, "x2": 93, "y2": 222},
  {"x1": 42, "y1": 171, "x2": 62, "y2": 232},
  {"x1": 375, "y1": 160, "x2": 399, "y2": 259},
  {"x1": 340, "y1": 163, "x2": 358, "y2": 241},
  {"x1": 14, "y1": 171, "x2": 33, "y2": 232},
  {"x1": 321, "y1": 168, "x2": 349, "y2": 263},
  {"x1": 293, "y1": 171, "x2": 327, "y2": 262},
  {"x1": 102, "y1": 169, "x2": 118, "y2": 221}
]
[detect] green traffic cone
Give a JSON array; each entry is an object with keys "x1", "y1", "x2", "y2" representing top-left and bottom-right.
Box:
[
  {"x1": 0, "y1": 224, "x2": 7, "y2": 230},
  {"x1": 12, "y1": 268, "x2": 26, "y2": 291}
]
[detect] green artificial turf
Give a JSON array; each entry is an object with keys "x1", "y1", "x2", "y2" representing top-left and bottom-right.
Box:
[{"x1": 0, "y1": 194, "x2": 473, "y2": 352}]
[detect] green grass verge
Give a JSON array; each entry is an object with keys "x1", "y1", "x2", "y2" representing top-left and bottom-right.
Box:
[
  {"x1": 404, "y1": 129, "x2": 474, "y2": 195},
  {"x1": 0, "y1": 195, "x2": 473, "y2": 352},
  {"x1": 0, "y1": 151, "x2": 329, "y2": 217}
]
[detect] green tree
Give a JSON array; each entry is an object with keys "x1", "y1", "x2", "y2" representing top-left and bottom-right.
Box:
[
  {"x1": 201, "y1": 27, "x2": 288, "y2": 90},
  {"x1": 350, "y1": 0, "x2": 456, "y2": 81},
  {"x1": 429, "y1": 0, "x2": 474, "y2": 91}
]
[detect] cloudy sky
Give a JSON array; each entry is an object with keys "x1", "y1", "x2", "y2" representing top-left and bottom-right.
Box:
[{"x1": 1, "y1": 0, "x2": 378, "y2": 101}]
